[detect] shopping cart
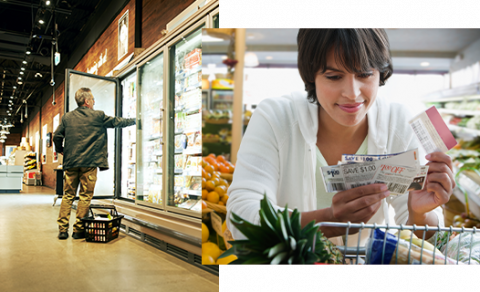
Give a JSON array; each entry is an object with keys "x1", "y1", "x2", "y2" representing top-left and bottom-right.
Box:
[{"x1": 317, "y1": 222, "x2": 479, "y2": 265}]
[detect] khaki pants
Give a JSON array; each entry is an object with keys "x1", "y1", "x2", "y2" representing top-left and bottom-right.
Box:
[{"x1": 57, "y1": 167, "x2": 98, "y2": 232}]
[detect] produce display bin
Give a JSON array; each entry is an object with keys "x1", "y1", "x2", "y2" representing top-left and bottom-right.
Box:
[{"x1": 81, "y1": 204, "x2": 124, "y2": 243}]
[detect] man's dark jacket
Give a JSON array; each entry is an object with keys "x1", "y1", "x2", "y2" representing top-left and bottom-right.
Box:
[{"x1": 53, "y1": 106, "x2": 136, "y2": 170}]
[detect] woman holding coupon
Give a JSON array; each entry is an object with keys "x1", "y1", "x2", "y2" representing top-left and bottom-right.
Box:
[{"x1": 226, "y1": 29, "x2": 455, "y2": 245}]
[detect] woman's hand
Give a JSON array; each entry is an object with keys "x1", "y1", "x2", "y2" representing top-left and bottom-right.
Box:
[
  {"x1": 408, "y1": 152, "x2": 455, "y2": 217},
  {"x1": 330, "y1": 183, "x2": 390, "y2": 223}
]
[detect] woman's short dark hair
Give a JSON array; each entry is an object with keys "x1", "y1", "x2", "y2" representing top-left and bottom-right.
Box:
[{"x1": 297, "y1": 29, "x2": 393, "y2": 105}]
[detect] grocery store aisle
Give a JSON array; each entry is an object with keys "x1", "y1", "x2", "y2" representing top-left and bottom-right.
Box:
[{"x1": 0, "y1": 186, "x2": 218, "y2": 292}]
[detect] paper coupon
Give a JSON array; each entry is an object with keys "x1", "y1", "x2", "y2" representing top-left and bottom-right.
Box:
[
  {"x1": 321, "y1": 149, "x2": 427, "y2": 196},
  {"x1": 409, "y1": 106, "x2": 457, "y2": 154}
]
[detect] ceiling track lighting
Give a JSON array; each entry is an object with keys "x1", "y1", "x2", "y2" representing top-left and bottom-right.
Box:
[{"x1": 22, "y1": 61, "x2": 27, "y2": 64}]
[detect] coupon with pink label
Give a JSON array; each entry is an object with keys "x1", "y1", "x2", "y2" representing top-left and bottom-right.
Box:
[{"x1": 409, "y1": 106, "x2": 458, "y2": 154}]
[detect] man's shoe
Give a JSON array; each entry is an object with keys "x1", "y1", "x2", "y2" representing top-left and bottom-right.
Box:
[
  {"x1": 72, "y1": 231, "x2": 85, "y2": 239},
  {"x1": 58, "y1": 232, "x2": 69, "y2": 240}
]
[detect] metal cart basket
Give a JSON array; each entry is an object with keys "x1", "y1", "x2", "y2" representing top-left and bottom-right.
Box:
[{"x1": 317, "y1": 222, "x2": 479, "y2": 265}]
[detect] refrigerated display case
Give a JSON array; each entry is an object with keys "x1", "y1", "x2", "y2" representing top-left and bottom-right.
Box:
[
  {"x1": 166, "y1": 24, "x2": 204, "y2": 216},
  {"x1": 63, "y1": 1, "x2": 218, "y2": 222},
  {"x1": 136, "y1": 52, "x2": 165, "y2": 208},
  {"x1": 120, "y1": 71, "x2": 137, "y2": 200}
]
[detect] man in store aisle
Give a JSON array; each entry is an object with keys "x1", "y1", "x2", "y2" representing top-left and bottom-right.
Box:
[{"x1": 53, "y1": 88, "x2": 136, "y2": 240}]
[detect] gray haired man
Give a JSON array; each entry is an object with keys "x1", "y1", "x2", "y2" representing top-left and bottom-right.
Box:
[{"x1": 53, "y1": 87, "x2": 135, "y2": 240}]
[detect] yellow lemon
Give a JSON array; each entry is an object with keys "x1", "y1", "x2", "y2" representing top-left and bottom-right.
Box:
[
  {"x1": 202, "y1": 254, "x2": 216, "y2": 265},
  {"x1": 202, "y1": 242, "x2": 222, "y2": 261},
  {"x1": 202, "y1": 223, "x2": 209, "y2": 243},
  {"x1": 201, "y1": 189, "x2": 208, "y2": 200},
  {"x1": 207, "y1": 191, "x2": 220, "y2": 204},
  {"x1": 214, "y1": 185, "x2": 227, "y2": 197},
  {"x1": 216, "y1": 254, "x2": 238, "y2": 265},
  {"x1": 221, "y1": 194, "x2": 229, "y2": 205}
]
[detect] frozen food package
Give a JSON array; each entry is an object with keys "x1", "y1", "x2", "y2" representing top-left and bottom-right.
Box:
[
  {"x1": 174, "y1": 154, "x2": 184, "y2": 171},
  {"x1": 174, "y1": 175, "x2": 184, "y2": 188},
  {"x1": 174, "y1": 135, "x2": 181, "y2": 151},
  {"x1": 190, "y1": 176, "x2": 202, "y2": 190},
  {"x1": 194, "y1": 132, "x2": 202, "y2": 147},
  {"x1": 186, "y1": 132, "x2": 196, "y2": 148}
]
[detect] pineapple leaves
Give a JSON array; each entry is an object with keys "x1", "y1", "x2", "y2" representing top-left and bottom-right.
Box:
[
  {"x1": 227, "y1": 193, "x2": 342, "y2": 265},
  {"x1": 267, "y1": 242, "x2": 286, "y2": 258},
  {"x1": 305, "y1": 251, "x2": 320, "y2": 264},
  {"x1": 260, "y1": 194, "x2": 278, "y2": 224},
  {"x1": 271, "y1": 252, "x2": 289, "y2": 264},
  {"x1": 290, "y1": 209, "x2": 301, "y2": 238},
  {"x1": 242, "y1": 256, "x2": 271, "y2": 265},
  {"x1": 289, "y1": 236, "x2": 296, "y2": 251},
  {"x1": 217, "y1": 245, "x2": 236, "y2": 259},
  {"x1": 276, "y1": 215, "x2": 289, "y2": 242}
]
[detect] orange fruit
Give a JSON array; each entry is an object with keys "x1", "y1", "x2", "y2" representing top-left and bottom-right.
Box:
[
  {"x1": 201, "y1": 200, "x2": 208, "y2": 209},
  {"x1": 202, "y1": 177, "x2": 207, "y2": 189},
  {"x1": 202, "y1": 254, "x2": 216, "y2": 265},
  {"x1": 206, "y1": 172, "x2": 212, "y2": 180},
  {"x1": 218, "y1": 201, "x2": 225, "y2": 206},
  {"x1": 204, "y1": 164, "x2": 214, "y2": 174},
  {"x1": 214, "y1": 185, "x2": 227, "y2": 197},
  {"x1": 221, "y1": 194, "x2": 229, "y2": 204},
  {"x1": 202, "y1": 160, "x2": 208, "y2": 168},
  {"x1": 219, "y1": 179, "x2": 229, "y2": 187},
  {"x1": 205, "y1": 157, "x2": 215, "y2": 165},
  {"x1": 211, "y1": 172, "x2": 221, "y2": 179},
  {"x1": 208, "y1": 153, "x2": 216, "y2": 159},
  {"x1": 216, "y1": 155, "x2": 226, "y2": 163},
  {"x1": 228, "y1": 164, "x2": 235, "y2": 174},
  {"x1": 205, "y1": 180, "x2": 216, "y2": 191},
  {"x1": 219, "y1": 164, "x2": 229, "y2": 173},
  {"x1": 211, "y1": 177, "x2": 220, "y2": 186},
  {"x1": 210, "y1": 160, "x2": 219, "y2": 171},
  {"x1": 207, "y1": 191, "x2": 220, "y2": 204},
  {"x1": 202, "y1": 189, "x2": 208, "y2": 199}
]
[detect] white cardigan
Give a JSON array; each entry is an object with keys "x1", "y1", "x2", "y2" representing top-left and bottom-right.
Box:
[{"x1": 226, "y1": 91, "x2": 444, "y2": 240}]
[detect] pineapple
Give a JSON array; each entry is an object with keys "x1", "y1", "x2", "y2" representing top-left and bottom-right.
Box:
[{"x1": 218, "y1": 194, "x2": 342, "y2": 264}]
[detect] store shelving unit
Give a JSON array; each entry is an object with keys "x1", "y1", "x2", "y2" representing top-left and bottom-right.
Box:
[{"x1": 423, "y1": 82, "x2": 480, "y2": 219}]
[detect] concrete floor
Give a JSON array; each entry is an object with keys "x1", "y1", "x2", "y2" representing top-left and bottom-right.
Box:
[{"x1": 0, "y1": 185, "x2": 219, "y2": 292}]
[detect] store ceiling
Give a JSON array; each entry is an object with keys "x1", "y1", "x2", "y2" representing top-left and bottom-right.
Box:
[
  {"x1": 0, "y1": 0, "x2": 114, "y2": 124},
  {"x1": 203, "y1": 28, "x2": 480, "y2": 73}
]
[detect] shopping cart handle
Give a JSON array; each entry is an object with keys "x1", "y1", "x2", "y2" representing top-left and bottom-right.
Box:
[{"x1": 336, "y1": 246, "x2": 366, "y2": 256}]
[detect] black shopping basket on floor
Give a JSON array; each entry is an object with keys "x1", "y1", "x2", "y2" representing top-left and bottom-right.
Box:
[{"x1": 81, "y1": 204, "x2": 124, "y2": 243}]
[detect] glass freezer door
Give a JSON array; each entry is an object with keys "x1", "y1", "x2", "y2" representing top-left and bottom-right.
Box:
[
  {"x1": 65, "y1": 69, "x2": 120, "y2": 199},
  {"x1": 167, "y1": 24, "x2": 204, "y2": 217},
  {"x1": 120, "y1": 71, "x2": 137, "y2": 201},
  {"x1": 136, "y1": 52, "x2": 165, "y2": 208}
]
